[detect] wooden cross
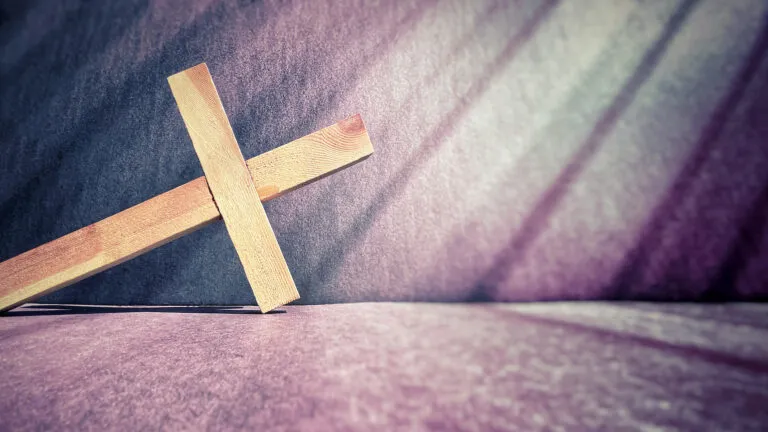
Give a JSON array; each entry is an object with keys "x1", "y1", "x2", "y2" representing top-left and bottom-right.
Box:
[{"x1": 0, "y1": 63, "x2": 373, "y2": 313}]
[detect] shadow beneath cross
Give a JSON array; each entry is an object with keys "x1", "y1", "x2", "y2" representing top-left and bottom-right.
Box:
[{"x1": 1, "y1": 304, "x2": 285, "y2": 317}]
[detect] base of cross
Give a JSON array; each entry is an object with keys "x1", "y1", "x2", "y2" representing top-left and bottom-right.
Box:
[{"x1": 0, "y1": 63, "x2": 374, "y2": 313}]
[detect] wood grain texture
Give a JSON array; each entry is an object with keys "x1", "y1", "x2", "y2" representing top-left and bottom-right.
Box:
[
  {"x1": 168, "y1": 63, "x2": 298, "y2": 312},
  {"x1": 0, "y1": 113, "x2": 373, "y2": 312}
]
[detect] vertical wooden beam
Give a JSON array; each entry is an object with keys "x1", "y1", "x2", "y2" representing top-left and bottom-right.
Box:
[{"x1": 168, "y1": 63, "x2": 299, "y2": 312}]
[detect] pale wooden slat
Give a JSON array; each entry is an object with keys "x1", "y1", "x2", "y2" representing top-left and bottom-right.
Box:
[
  {"x1": 0, "y1": 114, "x2": 373, "y2": 312},
  {"x1": 168, "y1": 63, "x2": 298, "y2": 312}
]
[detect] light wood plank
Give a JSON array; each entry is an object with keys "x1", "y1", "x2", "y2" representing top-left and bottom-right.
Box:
[
  {"x1": 0, "y1": 113, "x2": 373, "y2": 312},
  {"x1": 168, "y1": 63, "x2": 299, "y2": 312}
]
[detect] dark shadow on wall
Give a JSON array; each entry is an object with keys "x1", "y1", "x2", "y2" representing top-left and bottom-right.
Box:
[
  {"x1": 693, "y1": 51, "x2": 768, "y2": 303},
  {"x1": 295, "y1": 0, "x2": 561, "y2": 303},
  {"x1": 0, "y1": 1, "x2": 227, "y2": 254},
  {"x1": 705, "y1": 168, "x2": 768, "y2": 301},
  {"x1": 0, "y1": 1, "x2": 35, "y2": 30},
  {"x1": 0, "y1": 2, "x2": 155, "y2": 270},
  {"x1": 0, "y1": 1, "x2": 145, "y2": 141},
  {"x1": 468, "y1": 0, "x2": 701, "y2": 302},
  {"x1": 610, "y1": 11, "x2": 768, "y2": 301}
]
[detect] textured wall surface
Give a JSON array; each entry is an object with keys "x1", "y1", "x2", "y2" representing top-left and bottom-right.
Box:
[{"x1": 1, "y1": 0, "x2": 767, "y2": 305}]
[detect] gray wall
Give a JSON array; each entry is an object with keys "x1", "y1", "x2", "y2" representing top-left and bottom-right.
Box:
[{"x1": 1, "y1": 0, "x2": 767, "y2": 305}]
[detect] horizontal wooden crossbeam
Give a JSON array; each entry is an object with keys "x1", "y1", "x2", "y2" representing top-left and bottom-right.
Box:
[{"x1": 0, "y1": 115, "x2": 373, "y2": 312}]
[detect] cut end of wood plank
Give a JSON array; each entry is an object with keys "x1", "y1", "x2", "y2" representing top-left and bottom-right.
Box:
[
  {"x1": 338, "y1": 113, "x2": 365, "y2": 135},
  {"x1": 246, "y1": 114, "x2": 375, "y2": 201},
  {"x1": 323, "y1": 114, "x2": 373, "y2": 152}
]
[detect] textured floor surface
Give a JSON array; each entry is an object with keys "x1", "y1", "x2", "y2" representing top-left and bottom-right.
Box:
[{"x1": 1, "y1": 302, "x2": 767, "y2": 431}]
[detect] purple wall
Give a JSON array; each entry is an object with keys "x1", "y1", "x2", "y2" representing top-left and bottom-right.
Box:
[{"x1": 1, "y1": 0, "x2": 767, "y2": 304}]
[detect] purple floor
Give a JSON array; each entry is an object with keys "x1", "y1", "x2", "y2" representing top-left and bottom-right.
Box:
[{"x1": 1, "y1": 302, "x2": 767, "y2": 431}]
